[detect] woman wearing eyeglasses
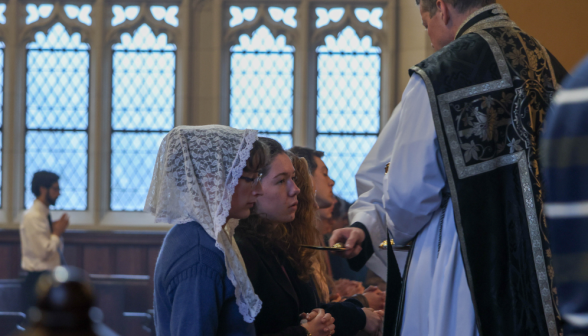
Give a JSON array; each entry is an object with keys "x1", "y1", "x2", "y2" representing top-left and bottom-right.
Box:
[{"x1": 146, "y1": 125, "x2": 267, "y2": 336}]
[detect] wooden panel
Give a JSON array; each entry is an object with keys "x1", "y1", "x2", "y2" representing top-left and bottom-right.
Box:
[
  {"x1": 147, "y1": 247, "x2": 160, "y2": 308},
  {"x1": 0, "y1": 279, "x2": 23, "y2": 311},
  {"x1": 0, "y1": 312, "x2": 26, "y2": 336},
  {"x1": 115, "y1": 246, "x2": 147, "y2": 275},
  {"x1": 91, "y1": 275, "x2": 152, "y2": 335},
  {"x1": 63, "y1": 244, "x2": 83, "y2": 269},
  {"x1": 147, "y1": 247, "x2": 160, "y2": 279},
  {"x1": 93, "y1": 282, "x2": 125, "y2": 334},
  {"x1": 0, "y1": 244, "x2": 21, "y2": 279},
  {"x1": 0, "y1": 229, "x2": 166, "y2": 246},
  {"x1": 122, "y1": 314, "x2": 151, "y2": 336},
  {"x1": 0, "y1": 230, "x2": 166, "y2": 278},
  {"x1": 83, "y1": 246, "x2": 115, "y2": 274}
]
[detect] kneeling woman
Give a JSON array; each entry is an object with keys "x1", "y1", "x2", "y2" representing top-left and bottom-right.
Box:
[
  {"x1": 236, "y1": 138, "x2": 382, "y2": 336},
  {"x1": 147, "y1": 126, "x2": 266, "y2": 335}
]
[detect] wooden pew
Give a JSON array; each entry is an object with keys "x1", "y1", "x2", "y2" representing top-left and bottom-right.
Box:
[
  {"x1": 90, "y1": 274, "x2": 152, "y2": 336},
  {"x1": 0, "y1": 279, "x2": 23, "y2": 312},
  {"x1": 0, "y1": 312, "x2": 25, "y2": 336}
]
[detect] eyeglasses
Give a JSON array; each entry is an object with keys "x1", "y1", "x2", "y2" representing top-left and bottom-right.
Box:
[{"x1": 239, "y1": 174, "x2": 263, "y2": 187}]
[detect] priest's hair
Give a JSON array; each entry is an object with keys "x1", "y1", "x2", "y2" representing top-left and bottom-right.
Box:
[{"x1": 416, "y1": 0, "x2": 496, "y2": 15}]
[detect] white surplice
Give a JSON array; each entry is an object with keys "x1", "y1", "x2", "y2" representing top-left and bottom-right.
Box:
[{"x1": 349, "y1": 75, "x2": 479, "y2": 336}]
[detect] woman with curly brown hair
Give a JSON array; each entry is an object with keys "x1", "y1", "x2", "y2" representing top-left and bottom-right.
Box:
[{"x1": 236, "y1": 138, "x2": 383, "y2": 336}]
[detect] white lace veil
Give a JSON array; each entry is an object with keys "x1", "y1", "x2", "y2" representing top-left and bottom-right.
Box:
[{"x1": 144, "y1": 125, "x2": 262, "y2": 322}]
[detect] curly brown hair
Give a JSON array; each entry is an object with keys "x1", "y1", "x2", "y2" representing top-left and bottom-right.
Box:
[
  {"x1": 237, "y1": 139, "x2": 320, "y2": 283},
  {"x1": 290, "y1": 155, "x2": 333, "y2": 302}
]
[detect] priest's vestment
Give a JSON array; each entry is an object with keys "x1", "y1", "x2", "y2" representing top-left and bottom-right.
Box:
[{"x1": 348, "y1": 4, "x2": 567, "y2": 336}]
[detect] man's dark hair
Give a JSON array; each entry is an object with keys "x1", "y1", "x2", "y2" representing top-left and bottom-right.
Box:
[
  {"x1": 288, "y1": 147, "x2": 324, "y2": 174},
  {"x1": 416, "y1": 0, "x2": 495, "y2": 15},
  {"x1": 32, "y1": 171, "x2": 59, "y2": 197}
]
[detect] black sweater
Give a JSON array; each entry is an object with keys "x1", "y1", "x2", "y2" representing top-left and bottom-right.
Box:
[{"x1": 235, "y1": 233, "x2": 366, "y2": 336}]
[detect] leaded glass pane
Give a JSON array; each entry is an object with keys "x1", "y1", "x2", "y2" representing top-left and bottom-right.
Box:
[
  {"x1": 111, "y1": 23, "x2": 176, "y2": 211},
  {"x1": 112, "y1": 5, "x2": 139, "y2": 26},
  {"x1": 25, "y1": 23, "x2": 89, "y2": 210},
  {"x1": 64, "y1": 5, "x2": 92, "y2": 25},
  {"x1": 354, "y1": 8, "x2": 383, "y2": 29},
  {"x1": 110, "y1": 133, "x2": 166, "y2": 211},
  {"x1": 316, "y1": 7, "x2": 344, "y2": 28},
  {"x1": 317, "y1": 135, "x2": 377, "y2": 202},
  {"x1": 0, "y1": 4, "x2": 6, "y2": 24},
  {"x1": 0, "y1": 43, "x2": 4, "y2": 207},
  {"x1": 26, "y1": 4, "x2": 53, "y2": 24},
  {"x1": 230, "y1": 25, "x2": 294, "y2": 150},
  {"x1": 25, "y1": 132, "x2": 88, "y2": 210},
  {"x1": 316, "y1": 26, "x2": 381, "y2": 203},
  {"x1": 229, "y1": 6, "x2": 258, "y2": 27},
  {"x1": 150, "y1": 6, "x2": 179, "y2": 27},
  {"x1": 268, "y1": 7, "x2": 297, "y2": 27}
]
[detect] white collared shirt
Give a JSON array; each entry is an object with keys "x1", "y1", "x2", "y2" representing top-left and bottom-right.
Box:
[{"x1": 20, "y1": 199, "x2": 63, "y2": 271}]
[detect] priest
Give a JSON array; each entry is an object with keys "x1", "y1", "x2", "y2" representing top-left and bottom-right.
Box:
[{"x1": 329, "y1": 1, "x2": 567, "y2": 335}]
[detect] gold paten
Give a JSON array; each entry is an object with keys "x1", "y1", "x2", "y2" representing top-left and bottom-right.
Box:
[{"x1": 379, "y1": 239, "x2": 394, "y2": 249}]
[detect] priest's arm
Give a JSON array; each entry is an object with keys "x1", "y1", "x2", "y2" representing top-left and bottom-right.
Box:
[{"x1": 330, "y1": 75, "x2": 446, "y2": 271}]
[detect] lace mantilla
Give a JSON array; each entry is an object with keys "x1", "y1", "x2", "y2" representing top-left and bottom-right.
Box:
[{"x1": 145, "y1": 125, "x2": 262, "y2": 323}]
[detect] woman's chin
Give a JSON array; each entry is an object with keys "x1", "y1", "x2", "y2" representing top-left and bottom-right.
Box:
[{"x1": 230, "y1": 209, "x2": 251, "y2": 220}]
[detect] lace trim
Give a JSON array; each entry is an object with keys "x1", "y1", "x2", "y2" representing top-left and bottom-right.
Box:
[
  {"x1": 213, "y1": 129, "x2": 262, "y2": 323},
  {"x1": 145, "y1": 126, "x2": 263, "y2": 323}
]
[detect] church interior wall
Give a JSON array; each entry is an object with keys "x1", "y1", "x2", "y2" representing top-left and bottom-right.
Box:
[
  {"x1": 500, "y1": 0, "x2": 588, "y2": 71},
  {"x1": 0, "y1": 1, "x2": 585, "y2": 334}
]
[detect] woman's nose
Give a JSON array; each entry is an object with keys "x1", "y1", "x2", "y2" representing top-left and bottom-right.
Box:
[
  {"x1": 290, "y1": 183, "x2": 300, "y2": 197},
  {"x1": 252, "y1": 182, "x2": 263, "y2": 196}
]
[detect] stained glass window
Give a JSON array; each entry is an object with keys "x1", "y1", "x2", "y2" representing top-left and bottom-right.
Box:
[
  {"x1": 24, "y1": 17, "x2": 90, "y2": 210},
  {"x1": 315, "y1": 22, "x2": 381, "y2": 202},
  {"x1": 0, "y1": 4, "x2": 6, "y2": 24},
  {"x1": 229, "y1": 7, "x2": 295, "y2": 149},
  {"x1": 0, "y1": 2, "x2": 5, "y2": 208},
  {"x1": 0, "y1": 41, "x2": 4, "y2": 207},
  {"x1": 110, "y1": 6, "x2": 177, "y2": 211}
]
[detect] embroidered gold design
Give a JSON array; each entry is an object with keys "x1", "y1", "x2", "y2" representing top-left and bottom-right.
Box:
[
  {"x1": 413, "y1": 22, "x2": 559, "y2": 336},
  {"x1": 462, "y1": 19, "x2": 518, "y2": 37},
  {"x1": 384, "y1": 162, "x2": 390, "y2": 174},
  {"x1": 436, "y1": 30, "x2": 514, "y2": 179},
  {"x1": 518, "y1": 156, "x2": 558, "y2": 335},
  {"x1": 455, "y1": 3, "x2": 505, "y2": 38},
  {"x1": 492, "y1": 7, "x2": 508, "y2": 15}
]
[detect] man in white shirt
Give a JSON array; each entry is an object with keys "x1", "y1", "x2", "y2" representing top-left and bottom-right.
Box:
[{"x1": 20, "y1": 170, "x2": 69, "y2": 311}]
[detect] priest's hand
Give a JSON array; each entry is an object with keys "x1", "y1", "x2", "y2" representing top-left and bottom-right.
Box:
[
  {"x1": 362, "y1": 308, "x2": 384, "y2": 335},
  {"x1": 329, "y1": 227, "x2": 365, "y2": 258}
]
